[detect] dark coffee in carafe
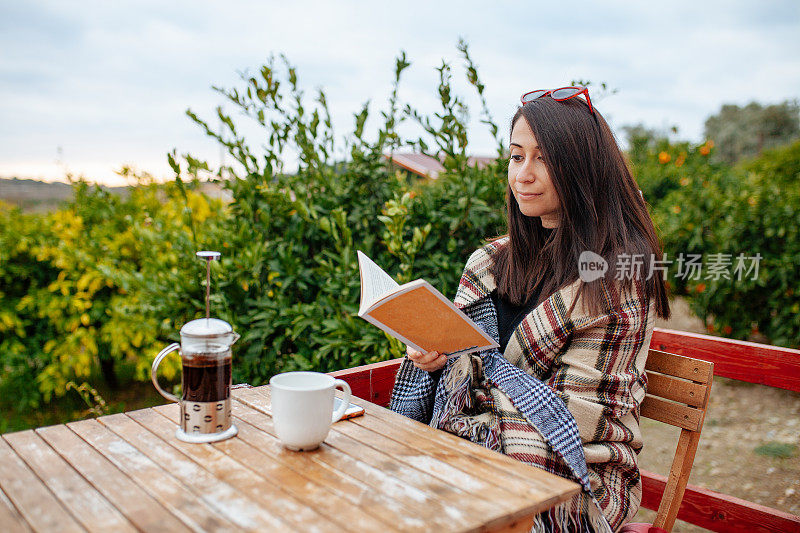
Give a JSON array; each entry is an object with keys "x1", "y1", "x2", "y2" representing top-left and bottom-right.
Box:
[{"x1": 182, "y1": 352, "x2": 232, "y2": 403}]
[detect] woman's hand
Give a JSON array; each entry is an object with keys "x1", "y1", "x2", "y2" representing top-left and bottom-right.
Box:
[{"x1": 406, "y1": 347, "x2": 447, "y2": 372}]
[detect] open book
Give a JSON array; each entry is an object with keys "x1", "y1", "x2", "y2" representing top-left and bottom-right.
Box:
[{"x1": 357, "y1": 250, "x2": 498, "y2": 358}]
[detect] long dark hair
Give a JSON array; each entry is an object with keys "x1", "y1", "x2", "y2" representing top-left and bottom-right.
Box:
[{"x1": 491, "y1": 96, "x2": 670, "y2": 319}]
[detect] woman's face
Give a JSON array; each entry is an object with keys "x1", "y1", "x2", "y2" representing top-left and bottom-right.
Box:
[{"x1": 508, "y1": 118, "x2": 561, "y2": 228}]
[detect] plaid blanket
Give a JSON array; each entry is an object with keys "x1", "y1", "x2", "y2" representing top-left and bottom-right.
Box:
[{"x1": 390, "y1": 238, "x2": 655, "y2": 532}]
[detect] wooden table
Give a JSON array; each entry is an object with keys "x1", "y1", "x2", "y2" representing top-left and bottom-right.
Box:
[{"x1": 0, "y1": 385, "x2": 580, "y2": 532}]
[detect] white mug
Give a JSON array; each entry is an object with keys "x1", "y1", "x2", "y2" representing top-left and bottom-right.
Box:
[{"x1": 269, "y1": 371, "x2": 352, "y2": 451}]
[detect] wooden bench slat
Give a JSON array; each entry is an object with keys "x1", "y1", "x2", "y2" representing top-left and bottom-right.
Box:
[
  {"x1": 150, "y1": 404, "x2": 393, "y2": 533},
  {"x1": 330, "y1": 357, "x2": 403, "y2": 405},
  {"x1": 645, "y1": 371, "x2": 709, "y2": 408},
  {"x1": 646, "y1": 349, "x2": 714, "y2": 384},
  {"x1": 4, "y1": 429, "x2": 135, "y2": 533},
  {"x1": 639, "y1": 395, "x2": 705, "y2": 431},
  {"x1": 651, "y1": 327, "x2": 800, "y2": 393},
  {"x1": 641, "y1": 469, "x2": 800, "y2": 532},
  {"x1": 67, "y1": 418, "x2": 236, "y2": 532}
]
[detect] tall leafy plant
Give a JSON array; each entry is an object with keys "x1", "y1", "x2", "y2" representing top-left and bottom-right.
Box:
[{"x1": 170, "y1": 42, "x2": 509, "y2": 383}]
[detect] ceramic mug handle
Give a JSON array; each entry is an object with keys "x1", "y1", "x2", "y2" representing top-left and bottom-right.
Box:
[
  {"x1": 151, "y1": 343, "x2": 181, "y2": 403},
  {"x1": 331, "y1": 379, "x2": 352, "y2": 424}
]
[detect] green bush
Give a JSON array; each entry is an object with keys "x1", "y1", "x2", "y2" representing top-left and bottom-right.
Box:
[
  {"x1": 170, "y1": 45, "x2": 509, "y2": 384},
  {"x1": 3, "y1": 43, "x2": 799, "y2": 429},
  {"x1": 0, "y1": 180, "x2": 223, "y2": 410},
  {"x1": 0, "y1": 42, "x2": 509, "y2": 415},
  {"x1": 631, "y1": 137, "x2": 800, "y2": 347}
]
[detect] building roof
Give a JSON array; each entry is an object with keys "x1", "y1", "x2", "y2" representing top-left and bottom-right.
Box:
[{"x1": 384, "y1": 152, "x2": 496, "y2": 179}]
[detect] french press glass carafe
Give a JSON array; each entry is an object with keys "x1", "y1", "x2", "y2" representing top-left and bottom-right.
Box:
[{"x1": 151, "y1": 251, "x2": 239, "y2": 443}]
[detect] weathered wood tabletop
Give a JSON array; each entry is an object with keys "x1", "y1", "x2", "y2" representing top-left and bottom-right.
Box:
[{"x1": 0, "y1": 385, "x2": 580, "y2": 532}]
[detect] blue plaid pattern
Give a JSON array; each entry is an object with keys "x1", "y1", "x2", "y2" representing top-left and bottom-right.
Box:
[
  {"x1": 391, "y1": 295, "x2": 592, "y2": 493},
  {"x1": 389, "y1": 356, "x2": 438, "y2": 424}
]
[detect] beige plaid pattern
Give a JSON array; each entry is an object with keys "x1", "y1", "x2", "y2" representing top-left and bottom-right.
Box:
[{"x1": 452, "y1": 239, "x2": 655, "y2": 531}]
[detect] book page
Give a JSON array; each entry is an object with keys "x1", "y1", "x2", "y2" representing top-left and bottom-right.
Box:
[{"x1": 357, "y1": 250, "x2": 400, "y2": 313}]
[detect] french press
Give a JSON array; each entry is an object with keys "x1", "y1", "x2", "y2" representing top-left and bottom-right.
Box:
[{"x1": 151, "y1": 251, "x2": 240, "y2": 443}]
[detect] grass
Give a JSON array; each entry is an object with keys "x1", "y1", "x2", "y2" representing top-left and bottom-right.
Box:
[{"x1": 753, "y1": 441, "x2": 797, "y2": 459}]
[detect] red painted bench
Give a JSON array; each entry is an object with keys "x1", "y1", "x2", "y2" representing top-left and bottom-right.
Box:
[{"x1": 330, "y1": 327, "x2": 800, "y2": 533}]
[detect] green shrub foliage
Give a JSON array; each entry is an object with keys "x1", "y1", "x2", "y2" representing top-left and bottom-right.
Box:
[
  {"x1": 0, "y1": 43, "x2": 507, "y2": 411},
  {"x1": 1, "y1": 44, "x2": 798, "y2": 421},
  {"x1": 0, "y1": 180, "x2": 219, "y2": 409},
  {"x1": 629, "y1": 137, "x2": 800, "y2": 346}
]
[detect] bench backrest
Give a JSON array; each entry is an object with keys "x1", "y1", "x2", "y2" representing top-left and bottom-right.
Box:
[{"x1": 639, "y1": 349, "x2": 714, "y2": 532}]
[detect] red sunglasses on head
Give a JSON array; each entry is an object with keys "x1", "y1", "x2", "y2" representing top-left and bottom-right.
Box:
[{"x1": 520, "y1": 86, "x2": 594, "y2": 115}]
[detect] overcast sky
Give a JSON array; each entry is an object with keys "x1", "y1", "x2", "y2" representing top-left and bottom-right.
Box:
[{"x1": 1, "y1": 1, "x2": 799, "y2": 186}]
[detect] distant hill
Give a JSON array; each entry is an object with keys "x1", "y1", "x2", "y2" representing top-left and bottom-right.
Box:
[{"x1": 0, "y1": 177, "x2": 129, "y2": 213}]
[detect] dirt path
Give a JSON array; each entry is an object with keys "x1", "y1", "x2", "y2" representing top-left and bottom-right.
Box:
[{"x1": 633, "y1": 298, "x2": 800, "y2": 531}]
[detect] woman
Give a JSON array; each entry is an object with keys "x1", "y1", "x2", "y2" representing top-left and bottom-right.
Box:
[{"x1": 389, "y1": 87, "x2": 670, "y2": 532}]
